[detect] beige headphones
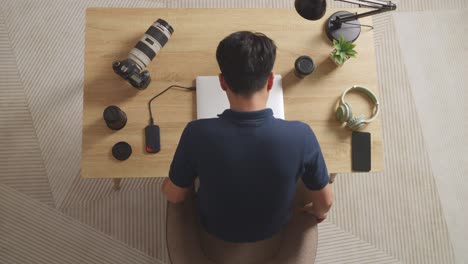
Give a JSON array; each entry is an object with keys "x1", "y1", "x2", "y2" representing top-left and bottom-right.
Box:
[{"x1": 336, "y1": 86, "x2": 380, "y2": 131}]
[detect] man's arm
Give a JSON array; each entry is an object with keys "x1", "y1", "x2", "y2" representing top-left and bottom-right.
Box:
[
  {"x1": 163, "y1": 123, "x2": 197, "y2": 203},
  {"x1": 301, "y1": 182, "x2": 334, "y2": 222},
  {"x1": 162, "y1": 178, "x2": 192, "y2": 204},
  {"x1": 300, "y1": 125, "x2": 334, "y2": 222}
]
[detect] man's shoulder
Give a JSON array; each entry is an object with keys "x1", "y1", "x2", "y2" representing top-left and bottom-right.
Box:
[
  {"x1": 185, "y1": 118, "x2": 314, "y2": 138},
  {"x1": 187, "y1": 118, "x2": 220, "y2": 128},
  {"x1": 184, "y1": 118, "x2": 222, "y2": 135},
  {"x1": 189, "y1": 118, "x2": 311, "y2": 129},
  {"x1": 274, "y1": 119, "x2": 313, "y2": 134}
]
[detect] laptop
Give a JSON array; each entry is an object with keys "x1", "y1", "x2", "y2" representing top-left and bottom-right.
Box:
[{"x1": 196, "y1": 75, "x2": 285, "y2": 119}]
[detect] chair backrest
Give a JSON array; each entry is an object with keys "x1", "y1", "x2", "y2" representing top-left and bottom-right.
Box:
[
  {"x1": 166, "y1": 180, "x2": 318, "y2": 264},
  {"x1": 199, "y1": 222, "x2": 283, "y2": 264}
]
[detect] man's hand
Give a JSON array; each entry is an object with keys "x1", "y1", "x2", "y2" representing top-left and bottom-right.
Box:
[
  {"x1": 298, "y1": 183, "x2": 333, "y2": 224},
  {"x1": 329, "y1": 173, "x2": 337, "y2": 183},
  {"x1": 298, "y1": 202, "x2": 328, "y2": 223},
  {"x1": 162, "y1": 178, "x2": 192, "y2": 204}
]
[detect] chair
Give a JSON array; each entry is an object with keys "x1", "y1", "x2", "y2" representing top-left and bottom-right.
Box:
[{"x1": 166, "y1": 181, "x2": 318, "y2": 264}]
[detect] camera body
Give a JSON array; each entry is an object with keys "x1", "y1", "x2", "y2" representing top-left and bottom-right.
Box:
[
  {"x1": 112, "y1": 18, "x2": 173, "y2": 89},
  {"x1": 112, "y1": 60, "x2": 151, "y2": 89}
]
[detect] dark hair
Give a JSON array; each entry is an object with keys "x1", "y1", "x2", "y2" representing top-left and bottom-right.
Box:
[{"x1": 216, "y1": 31, "x2": 277, "y2": 96}]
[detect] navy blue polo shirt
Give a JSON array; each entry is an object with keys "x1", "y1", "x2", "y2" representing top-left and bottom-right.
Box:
[{"x1": 169, "y1": 108, "x2": 329, "y2": 243}]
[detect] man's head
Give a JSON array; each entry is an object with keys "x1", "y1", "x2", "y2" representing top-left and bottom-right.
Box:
[{"x1": 216, "y1": 31, "x2": 277, "y2": 97}]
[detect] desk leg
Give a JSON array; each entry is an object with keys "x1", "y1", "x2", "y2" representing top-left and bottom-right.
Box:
[
  {"x1": 329, "y1": 173, "x2": 337, "y2": 184},
  {"x1": 113, "y1": 178, "x2": 122, "y2": 190}
]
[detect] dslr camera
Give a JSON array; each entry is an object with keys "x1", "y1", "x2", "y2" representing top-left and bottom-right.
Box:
[{"x1": 113, "y1": 19, "x2": 174, "y2": 89}]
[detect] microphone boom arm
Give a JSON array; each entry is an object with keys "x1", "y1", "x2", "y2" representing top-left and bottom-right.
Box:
[{"x1": 331, "y1": 0, "x2": 396, "y2": 26}]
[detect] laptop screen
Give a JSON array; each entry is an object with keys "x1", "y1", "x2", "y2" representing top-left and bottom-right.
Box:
[{"x1": 195, "y1": 75, "x2": 285, "y2": 120}]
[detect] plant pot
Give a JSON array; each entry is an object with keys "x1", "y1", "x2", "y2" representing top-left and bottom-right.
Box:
[{"x1": 330, "y1": 49, "x2": 350, "y2": 66}]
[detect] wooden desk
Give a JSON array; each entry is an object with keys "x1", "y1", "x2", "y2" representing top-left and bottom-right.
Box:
[{"x1": 83, "y1": 8, "x2": 383, "y2": 188}]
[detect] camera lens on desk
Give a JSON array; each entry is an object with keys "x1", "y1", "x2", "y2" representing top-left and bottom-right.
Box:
[
  {"x1": 103, "y1": 105, "x2": 127, "y2": 130},
  {"x1": 112, "y1": 18, "x2": 174, "y2": 89},
  {"x1": 294, "y1": 55, "x2": 315, "y2": 78}
]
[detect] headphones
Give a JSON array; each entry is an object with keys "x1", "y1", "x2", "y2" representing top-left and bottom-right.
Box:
[{"x1": 336, "y1": 86, "x2": 380, "y2": 131}]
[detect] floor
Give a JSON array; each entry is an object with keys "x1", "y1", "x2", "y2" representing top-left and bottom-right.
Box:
[{"x1": 0, "y1": 0, "x2": 466, "y2": 263}]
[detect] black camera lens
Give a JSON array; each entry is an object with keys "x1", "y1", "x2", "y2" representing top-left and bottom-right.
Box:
[
  {"x1": 294, "y1": 56, "x2": 315, "y2": 78},
  {"x1": 103, "y1": 105, "x2": 127, "y2": 130}
]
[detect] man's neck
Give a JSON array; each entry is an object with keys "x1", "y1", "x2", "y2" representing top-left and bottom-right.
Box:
[
  {"x1": 228, "y1": 90, "x2": 268, "y2": 112},
  {"x1": 229, "y1": 100, "x2": 267, "y2": 112}
]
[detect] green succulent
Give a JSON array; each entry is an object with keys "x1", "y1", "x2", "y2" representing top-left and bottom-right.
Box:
[{"x1": 331, "y1": 35, "x2": 357, "y2": 65}]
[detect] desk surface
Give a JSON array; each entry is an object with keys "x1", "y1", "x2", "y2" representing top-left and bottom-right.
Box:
[{"x1": 82, "y1": 8, "x2": 383, "y2": 179}]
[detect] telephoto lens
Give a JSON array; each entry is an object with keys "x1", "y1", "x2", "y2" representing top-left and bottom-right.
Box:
[
  {"x1": 113, "y1": 19, "x2": 174, "y2": 89},
  {"x1": 103, "y1": 105, "x2": 127, "y2": 130},
  {"x1": 128, "y1": 19, "x2": 174, "y2": 73}
]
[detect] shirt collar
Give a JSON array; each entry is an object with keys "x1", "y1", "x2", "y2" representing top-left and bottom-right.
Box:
[{"x1": 218, "y1": 108, "x2": 274, "y2": 121}]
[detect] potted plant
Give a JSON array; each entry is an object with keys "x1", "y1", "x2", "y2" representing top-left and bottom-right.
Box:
[{"x1": 330, "y1": 35, "x2": 357, "y2": 66}]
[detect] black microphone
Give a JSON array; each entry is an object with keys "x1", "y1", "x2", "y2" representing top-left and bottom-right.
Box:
[{"x1": 295, "y1": 0, "x2": 327, "y2": 20}]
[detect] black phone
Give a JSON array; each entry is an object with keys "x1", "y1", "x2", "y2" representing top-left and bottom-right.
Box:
[{"x1": 352, "y1": 131, "x2": 371, "y2": 172}]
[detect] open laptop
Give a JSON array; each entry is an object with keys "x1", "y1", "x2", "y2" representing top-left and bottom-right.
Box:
[{"x1": 196, "y1": 75, "x2": 285, "y2": 119}]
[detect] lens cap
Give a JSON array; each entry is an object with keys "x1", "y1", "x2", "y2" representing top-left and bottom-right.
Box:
[
  {"x1": 295, "y1": 56, "x2": 315, "y2": 76},
  {"x1": 112, "y1": 142, "x2": 132, "y2": 161}
]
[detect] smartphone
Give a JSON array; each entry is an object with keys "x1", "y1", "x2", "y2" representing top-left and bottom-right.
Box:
[{"x1": 352, "y1": 131, "x2": 371, "y2": 172}]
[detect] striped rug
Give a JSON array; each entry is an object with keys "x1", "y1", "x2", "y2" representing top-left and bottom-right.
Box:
[{"x1": 0, "y1": 0, "x2": 466, "y2": 263}]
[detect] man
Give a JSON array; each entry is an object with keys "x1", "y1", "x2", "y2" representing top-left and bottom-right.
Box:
[{"x1": 162, "y1": 31, "x2": 333, "y2": 243}]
